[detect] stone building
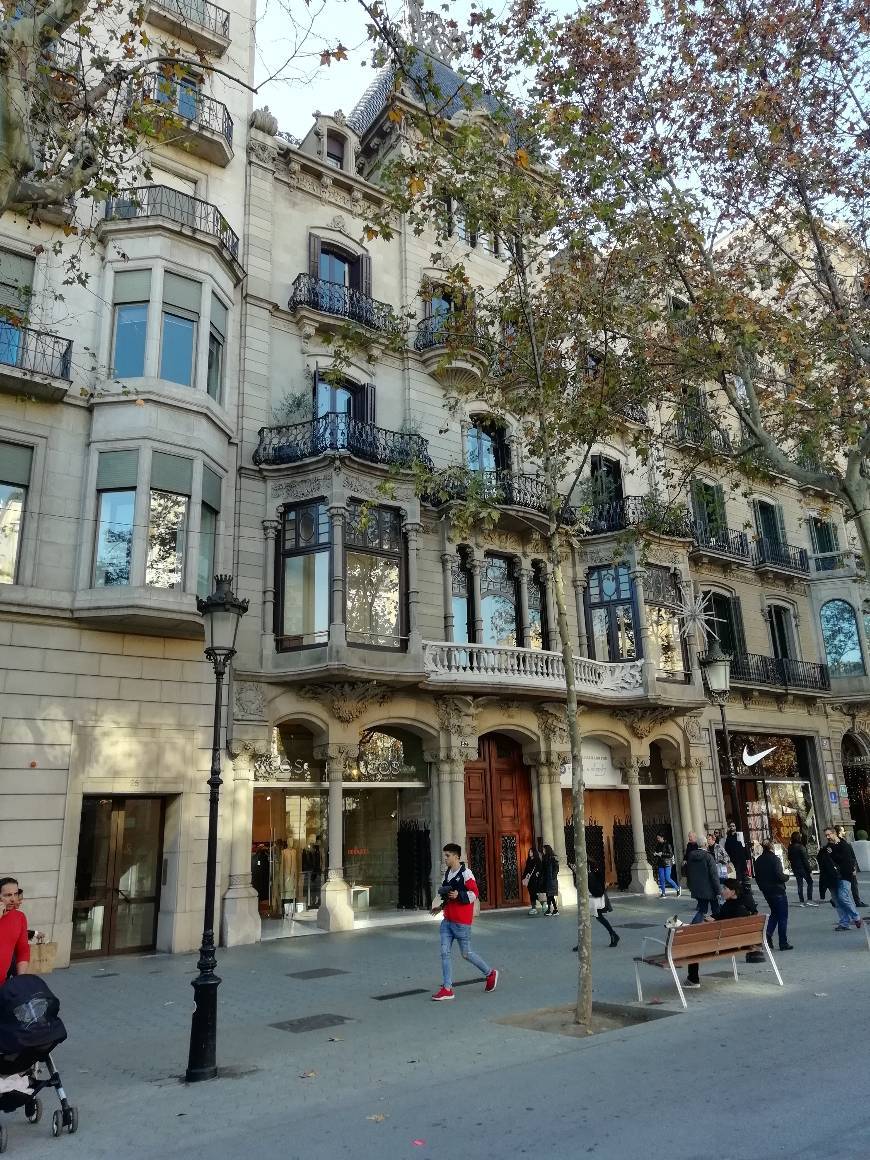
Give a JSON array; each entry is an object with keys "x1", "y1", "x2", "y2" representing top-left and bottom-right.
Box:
[{"x1": 2, "y1": 13, "x2": 869, "y2": 964}]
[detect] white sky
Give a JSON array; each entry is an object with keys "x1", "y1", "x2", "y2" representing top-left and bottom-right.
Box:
[{"x1": 253, "y1": 1, "x2": 577, "y2": 139}]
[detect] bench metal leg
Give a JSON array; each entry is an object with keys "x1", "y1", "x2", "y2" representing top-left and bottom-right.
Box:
[
  {"x1": 731, "y1": 955, "x2": 738, "y2": 982},
  {"x1": 668, "y1": 959, "x2": 687, "y2": 1010},
  {"x1": 762, "y1": 932, "x2": 783, "y2": 987},
  {"x1": 864, "y1": 921, "x2": 870, "y2": 953},
  {"x1": 634, "y1": 961, "x2": 644, "y2": 1004}
]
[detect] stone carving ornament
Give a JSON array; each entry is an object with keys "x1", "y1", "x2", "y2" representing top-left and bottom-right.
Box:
[
  {"x1": 612, "y1": 707, "x2": 676, "y2": 740},
  {"x1": 234, "y1": 682, "x2": 266, "y2": 720},
  {"x1": 296, "y1": 681, "x2": 393, "y2": 724},
  {"x1": 269, "y1": 476, "x2": 330, "y2": 502}
]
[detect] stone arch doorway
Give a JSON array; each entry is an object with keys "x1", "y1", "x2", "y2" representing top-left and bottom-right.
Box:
[{"x1": 464, "y1": 733, "x2": 534, "y2": 909}]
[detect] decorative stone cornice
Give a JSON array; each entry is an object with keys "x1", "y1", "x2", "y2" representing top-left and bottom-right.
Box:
[
  {"x1": 296, "y1": 682, "x2": 393, "y2": 724},
  {"x1": 234, "y1": 681, "x2": 266, "y2": 720},
  {"x1": 613, "y1": 707, "x2": 676, "y2": 740}
]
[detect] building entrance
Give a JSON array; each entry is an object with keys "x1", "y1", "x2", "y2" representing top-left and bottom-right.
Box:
[
  {"x1": 464, "y1": 734, "x2": 534, "y2": 909},
  {"x1": 71, "y1": 796, "x2": 165, "y2": 958}
]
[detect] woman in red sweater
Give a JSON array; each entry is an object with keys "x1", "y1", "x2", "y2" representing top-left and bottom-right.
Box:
[{"x1": 1, "y1": 877, "x2": 30, "y2": 981}]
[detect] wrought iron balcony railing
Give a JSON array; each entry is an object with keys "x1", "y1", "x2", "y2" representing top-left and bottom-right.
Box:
[
  {"x1": 753, "y1": 536, "x2": 810, "y2": 574},
  {"x1": 104, "y1": 186, "x2": 239, "y2": 264},
  {"x1": 718, "y1": 652, "x2": 831, "y2": 692},
  {"x1": 619, "y1": 402, "x2": 648, "y2": 424},
  {"x1": 586, "y1": 496, "x2": 693, "y2": 539},
  {"x1": 253, "y1": 413, "x2": 433, "y2": 470},
  {"x1": 0, "y1": 323, "x2": 73, "y2": 380},
  {"x1": 414, "y1": 315, "x2": 487, "y2": 353},
  {"x1": 139, "y1": 74, "x2": 233, "y2": 147},
  {"x1": 289, "y1": 274, "x2": 396, "y2": 333},
  {"x1": 152, "y1": 0, "x2": 230, "y2": 37},
  {"x1": 424, "y1": 468, "x2": 576, "y2": 521},
  {"x1": 691, "y1": 524, "x2": 752, "y2": 561},
  {"x1": 667, "y1": 408, "x2": 733, "y2": 454}
]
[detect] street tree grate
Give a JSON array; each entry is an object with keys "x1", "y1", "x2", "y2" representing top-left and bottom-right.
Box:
[
  {"x1": 269, "y1": 1013, "x2": 352, "y2": 1033},
  {"x1": 287, "y1": 968, "x2": 350, "y2": 980}
]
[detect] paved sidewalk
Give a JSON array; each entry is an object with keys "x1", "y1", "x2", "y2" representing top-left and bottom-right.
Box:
[{"x1": 5, "y1": 882, "x2": 870, "y2": 1159}]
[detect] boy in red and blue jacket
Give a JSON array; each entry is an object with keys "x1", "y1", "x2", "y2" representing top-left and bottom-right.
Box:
[{"x1": 431, "y1": 843, "x2": 498, "y2": 1001}]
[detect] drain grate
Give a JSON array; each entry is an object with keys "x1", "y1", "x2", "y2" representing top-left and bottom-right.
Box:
[
  {"x1": 615, "y1": 922, "x2": 658, "y2": 930},
  {"x1": 287, "y1": 968, "x2": 350, "y2": 980},
  {"x1": 372, "y1": 988, "x2": 429, "y2": 1001},
  {"x1": 270, "y1": 1013, "x2": 352, "y2": 1033},
  {"x1": 92, "y1": 972, "x2": 120, "y2": 978}
]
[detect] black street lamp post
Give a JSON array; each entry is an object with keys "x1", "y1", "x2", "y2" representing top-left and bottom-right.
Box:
[{"x1": 186, "y1": 575, "x2": 248, "y2": 1083}]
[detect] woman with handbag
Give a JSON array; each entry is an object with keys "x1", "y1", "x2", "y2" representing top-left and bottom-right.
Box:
[
  {"x1": 540, "y1": 844, "x2": 560, "y2": 915},
  {"x1": 522, "y1": 847, "x2": 545, "y2": 915},
  {"x1": 573, "y1": 858, "x2": 619, "y2": 949}
]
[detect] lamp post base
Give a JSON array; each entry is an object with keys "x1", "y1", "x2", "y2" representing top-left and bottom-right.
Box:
[{"x1": 185, "y1": 972, "x2": 221, "y2": 1083}]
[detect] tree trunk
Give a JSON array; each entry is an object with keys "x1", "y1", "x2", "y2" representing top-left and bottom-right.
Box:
[{"x1": 549, "y1": 531, "x2": 593, "y2": 1031}]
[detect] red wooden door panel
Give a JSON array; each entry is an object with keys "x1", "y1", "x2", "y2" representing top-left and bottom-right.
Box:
[{"x1": 464, "y1": 736, "x2": 533, "y2": 909}]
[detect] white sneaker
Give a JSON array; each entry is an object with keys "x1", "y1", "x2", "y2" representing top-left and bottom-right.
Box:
[
  {"x1": 807, "y1": 901, "x2": 819, "y2": 907},
  {"x1": 528, "y1": 908, "x2": 538, "y2": 915}
]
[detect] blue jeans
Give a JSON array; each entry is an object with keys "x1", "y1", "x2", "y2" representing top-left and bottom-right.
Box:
[
  {"x1": 834, "y1": 880, "x2": 860, "y2": 927},
  {"x1": 765, "y1": 893, "x2": 789, "y2": 947},
  {"x1": 440, "y1": 920, "x2": 491, "y2": 988},
  {"x1": 657, "y1": 865, "x2": 679, "y2": 894}
]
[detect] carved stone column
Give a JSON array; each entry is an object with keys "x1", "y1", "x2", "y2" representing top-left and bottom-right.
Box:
[
  {"x1": 425, "y1": 749, "x2": 446, "y2": 895},
  {"x1": 221, "y1": 747, "x2": 262, "y2": 947},
  {"x1": 469, "y1": 552, "x2": 484, "y2": 643},
  {"x1": 573, "y1": 570, "x2": 588, "y2": 657},
  {"x1": 328, "y1": 504, "x2": 347, "y2": 652},
  {"x1": 516, "y1": 559, "x2": 531, "y2": 646},
  {"x1": 687, "y1": 761, "x2": 707, "y2": 837},
  {"x1": 440, "y1": 552, "x2": 455, "y2": 641},
  {"x1": 316, "y1": 746, "x2": 354, "y2": 931},
  {"x1": 624, "y1": 758, "x2": 657, "y2": 894},
  {"x1": 403, "y1": 517, "x2": 423, "y2": 651},
  {"x1": 543, "y1": 563, "x2": 560, "y2": 651},
  {"x1": 535, "y1": 763, "x2": 555, "y2": 851},
  {"x1": 631, "y1": 567, "x2": 658, "y2": 690},
  {"x1": 449, "y1": 753, "x2": 467, "y2": 858},
  {"x1": 675, "y1": 765, "x2": 695, "y2": 845},
  {"x1": 540, "y1": 757, "x2": 576, "y2": 905},
  {"x1": 261, "y1": 521, "x2": 280, "y2": 659}
]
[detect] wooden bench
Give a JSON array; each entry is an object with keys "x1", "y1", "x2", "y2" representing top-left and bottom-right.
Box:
[{"x1": 633, "y1": 915, "x2": 783, "y2": 1009}]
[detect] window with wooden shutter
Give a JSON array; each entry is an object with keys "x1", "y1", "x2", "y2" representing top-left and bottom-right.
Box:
[{"x1": 308, "y1": 234, "x2": 322, "y2": 276}]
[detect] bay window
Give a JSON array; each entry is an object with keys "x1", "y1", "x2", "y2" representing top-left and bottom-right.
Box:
[
  {"x1": 146, "y1": 452, "x2": 192, "y2": 588},
  {"x1": 345, "y1": 501, "x2": 403, "y2": 648},
  {"x1": 586, "y1": 564, "x2": 636, "y2": 661},
  {"x1": 528, "y1": 561, "x2": 549, "y2": 650},
  {"x1": 206, "y1": 294, "x2": 227, "y2": 400},
  {"x1": 197, "y1": 466, "x2": 221, "y2": 596},
  {"x1": 93, "y1": 450, "x2": 139, "y2": 587},
  {"x1": 451, "y1": 548, "x2": 473, "y2": 644},
  {"x1": 112, "y1": 270, "x2": 150, "y2": 378},
  {"x1": 0, "y1": 441, "x2": 32, "y2": 584},
  {"x1": 481, "y1": 555, "x2": 518, "y2": 647},
  {"x1": 159, "y1": 272, "x2": 200, "y2": 386},
  {"x1": 644, "y1": 565, "x2": 687, "y2": 676},
  {"x1": 277, "y1": 501, "x2": 330, "y2": 647}
]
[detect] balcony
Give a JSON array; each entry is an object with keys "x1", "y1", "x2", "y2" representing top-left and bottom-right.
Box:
[
  {"x1": 0, "y1": 324, "x2": 73, "y2": 401},
  {"x1": 810, "y1": 550, "x2": 863, "y2": 579},
  {"x1": 586, "y1": 496, "x2": 693, "y2": 539},
  {"x1": 253, "y1": 413, "x2": 433, "y2": 470},
  {"x1": 726, "y1": 652, "x2": 830, "y2": 693},
  {"x1": 137, "y1": 75, "x2": 233, "y2": 166},
  {"x1": 103, "y1": 186, "x2": 241, "y2": 277},
  {"x1": 414, "y1": 316, "x2": 489, "y2": 390},
  {"x1": 619, "y1": 402, "x2": 648, "y2": 424},
  {"x1": 143, "y1": 0, "x2": 231, "y2": 56},
  {"x1": 690, "y1": 524, "x2": 752, "y2": 565},
  {"x1": 422, "y1": 641, "x2": 646, "y2": 702},
  {"x1": 288, "y1": 274, "x2": 396, "y2": 335},
  {"x1": 666, "y1": 409, "x2": 732, "y2": 455},
  {"x1": 424, "y1": 468, "x2": 575, "y2": 523},
  {"x1": 752, "y1": 537, "x2": 810, "y2": 577}
]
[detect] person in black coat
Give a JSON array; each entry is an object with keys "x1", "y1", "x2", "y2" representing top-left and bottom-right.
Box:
[
  {"x1": 754, "y1": 839, "x2": 793, "y2": 950},
  {"x1": 522, "y1": 846, "x2": 544, "y2": 915},
  {"x1": 835, "y1": 826, "x2": 866, "y2": 907},
  {"x1": 786, "y1": 832, "x2": 816, "y2": 906},
  {"x1": 539, "y1": 844, "x2": 560, "y2": 915},
  {"x1": 685, "y1": 843, "x2": 721, "y2": 922},
  {"x1": 652, "y1": 834, "x2": 681, "y2": 898},
  {"x1": 685, "y1": 879, "x2": 748, "y2": 987},
  {"x1": 572, "y1": 858, "x2": 619, "y2": 950}
]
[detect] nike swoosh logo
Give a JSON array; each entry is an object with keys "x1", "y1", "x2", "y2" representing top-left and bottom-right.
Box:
[{"x1": 742, "y1": 745, "x2": 777, "y2": 767}]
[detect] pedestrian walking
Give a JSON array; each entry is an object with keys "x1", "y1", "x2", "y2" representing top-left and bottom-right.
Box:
[
  {"x1": 823, "y1": 827, "x2": 863, "y2": 932},
  {"x1": 817, "y1": 840, "x2": 839, "y2": 909},
  {"x1": 686, "y1": 840, "x2": 721, "y2": 922},
  {"x1": 539, "y1": 844, "x2": 560, "y2": 915},
  {"x1": 834, "y1": 826, "x2": 866, "y2": 907},
  {"x1": 1, "y1": 877, "x2": 30, "y2": 981},
  {"x1": 786, "y1": 831, "x2": 816, "y2": 906},
  {"x1": 430, "y1": 844, "x2": 498, "y2": 1001},
  {"x1": 684, "y1": 879, "x2": 748, "y2": 989},
  {"x1": 522, "y1": 846, "x2": 545, "y2": 915},
  {"x1": 754, "y1": 838, "x2": 794, "y2": 950},
  {"x1": 652, "y1": 834, "x2": 681, "y2": 898},
  {"x1": 573, "y1": 857, "x2": 619, "y2": 950},
  {"x1": 681, "y1": 830, "x2": 699, "y2": 881},
  {"x1": 725, "y1": 822, "x2": 749, "y2": 881},
  {"x1": 707, "y1": 831, "x2": 730, "y2": 882}
]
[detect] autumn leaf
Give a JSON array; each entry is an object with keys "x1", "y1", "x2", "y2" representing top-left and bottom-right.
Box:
[
  {"x1": 299, "y1": 1070, "x2": 318, "y2": 1079},
  {"x1": 472, "y1": 43, "x2": 484, "y2": 60},
  {"x1": 408, "y1": 175, "x2": 426, "y2": 196},
  {"x1": 387, "y1": 107, "x2": 403, "y2": 125},
  {"x1": 363, "y1": 226, "x2": 379, "y2": 241},
  {"x1": 515, "y1": 147, "x2": 530, "y2": 169},
  {"x1": 333, "y1": 44, "x2": 348, "y2": 61},
  {"x1": 320, "y1": 51, "x2": 332, "y2": 67}
]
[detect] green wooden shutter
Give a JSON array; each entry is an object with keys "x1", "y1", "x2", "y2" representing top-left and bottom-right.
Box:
[
  {"x1": 774, "y1": 504, "x2": 788, "y2": 546},
  {"x1": 0, "y1": 251, "x2": 34, "y2": 316},
  {"x1": 201, "y1": 465, "x2": 222, "y2": 511},
  {"x1": 359, "y1": 253, "x2": 372, "y2": 297},
  {"x1": 712, "y1": 484, "x2": 727, "y2": 531},
  {"x1": 808, "y1": 517, "x2": 820, "y2": 553},
  {"x1": 729, "y1": 596, "x2": 747, "y2": 656},
  {"x1": 151, "y1": 452, "x2": 192, "y2": 495},
  {"x1": 308, "y1": 233, "x2": 321, "y2": 276},
  {"x1": 0, "y1": 441, "x2": 34, "y2": 488},
  {"x1": 360, "y1": 383, "x2": 376, "y2": 425},
  {"x1": 96, "y1": 449, "x2": 139, "y2": 490},
  {"x1": 751, "y1": 499, "x2": 762, "y2": 540},
  {"x1": 689, "y1": 479, "x2": 706, "y2": 527}
]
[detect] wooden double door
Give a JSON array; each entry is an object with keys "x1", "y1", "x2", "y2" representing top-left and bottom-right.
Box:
[{"x1": 464, "y1": 735, "x2": 534, "y2": 909}]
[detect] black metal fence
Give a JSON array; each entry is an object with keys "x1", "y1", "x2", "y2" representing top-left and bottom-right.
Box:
[
  {"x1": 753, "y1": 536, "x2": 810, "y2": 573},
  {"x1": 587, "y1": 495, "x2": 693, "y2": 538},
  {"x1": 139, "y1": 74, "x2": 233, "y2": 146},
  {"x1": 414, "y1": 315, "x2": 487, "y2": 353},
  {"x1": 426, "y1": 468, "x2": 575, "y2": 521},
  {"x1": 667, "y1": 408, "x2": 733, "y2": 454},
  {"x1": 105, "y1": 185, "x2": 239, "y2": 263},
  {"x1": 0, "y1": 323, "x2": 73, "y2": 380},
  {"x1": 155, "y1": 0, "x2": 230, "y2": 36},
  {"x1": 289, "y1": 274, "x2": 396, "y2": 333},
  {"x1": 691, "y1": 524, "x2": 751, "y2": 560},
  {"x1": 253, "y1": 412, "x2": 433, "y2": 470},
  {"x1": 717, "y1": 651, "x2": 831, "y2": 691}
]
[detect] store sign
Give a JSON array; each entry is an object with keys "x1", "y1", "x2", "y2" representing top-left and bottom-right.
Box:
[
  {"x1": 560, "y1": 740, "x2": 621, "y2": 789},
  {"x1": 829, "y1": 791, "x2": 839, "y2": 804},
  {"x1": 253, "y1": 753, "x2": 322, "y2": 782}
]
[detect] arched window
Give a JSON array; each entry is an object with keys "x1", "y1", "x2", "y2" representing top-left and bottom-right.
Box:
[
  {"x1": 820, "y1": 599, "x2": 865, "y2": 676},
  {"x1": 325, "y1": 132, "x2": 346, "y2": 170}
]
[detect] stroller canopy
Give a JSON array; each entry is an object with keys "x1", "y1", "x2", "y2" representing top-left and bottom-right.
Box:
[{"x1": 0, "y1": 975, "x2": 66, "y2": 1058}]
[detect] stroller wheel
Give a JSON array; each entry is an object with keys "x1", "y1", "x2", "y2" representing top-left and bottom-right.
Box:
[
  {"x1": 52, "y1": 1109, "x2": 62, "y2": 1137},
  {"x1": 25, "y1": 1097, "x2": 42, "y2": 1123},
  {"x1": 66, "y1": 1107, "x2": 78, "y2": 1135},
  {"x1": 0, "y1": 1122, "x2": 7, "y2": 1154}
]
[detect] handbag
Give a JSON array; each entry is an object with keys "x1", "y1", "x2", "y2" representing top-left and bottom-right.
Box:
[{"x1": 522, "y1": 873, "x2": 532, "y2": 887}]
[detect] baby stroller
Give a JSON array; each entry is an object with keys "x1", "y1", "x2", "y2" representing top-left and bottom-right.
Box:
[{"x1": 0, "y1": 974, "x2": 77, "y2": 1153}]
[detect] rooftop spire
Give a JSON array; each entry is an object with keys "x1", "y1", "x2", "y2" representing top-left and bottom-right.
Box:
[{"x1": 402, "y1": 0, "x2": 462, "y2": 66}]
